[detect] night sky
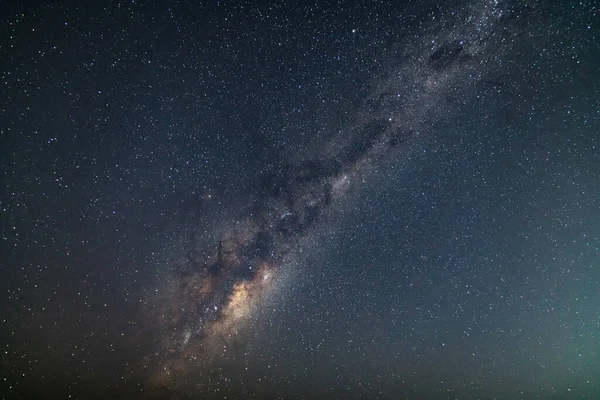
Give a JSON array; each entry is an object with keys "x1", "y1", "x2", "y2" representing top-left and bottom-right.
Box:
[{"x1": 1, "y1": 0, "x2": 599, "y2": 399}]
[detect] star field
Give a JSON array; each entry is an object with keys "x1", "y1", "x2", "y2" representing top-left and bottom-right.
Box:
[{"x1": 1, "y1": 0, "x2": 599, "y2": 399}]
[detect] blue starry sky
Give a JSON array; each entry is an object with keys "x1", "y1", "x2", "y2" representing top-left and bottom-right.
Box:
[{"x1": 1, "y1": 0, "x2": 599, "y2": 399}]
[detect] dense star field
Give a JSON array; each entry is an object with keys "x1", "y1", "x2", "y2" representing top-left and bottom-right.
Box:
[{"x1": 1, "y1": 0, "x2": 599, "y2": 398}]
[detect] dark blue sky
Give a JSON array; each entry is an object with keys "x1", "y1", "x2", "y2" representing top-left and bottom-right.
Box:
[{"x1": 1, "y1": 0, "x2": 599, "y2": 399}]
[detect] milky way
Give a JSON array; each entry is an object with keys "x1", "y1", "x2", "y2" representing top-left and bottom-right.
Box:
[
  {"x1": 3, "y1": 0, "x2": 598, "y2": 398},
  {"x1": 146, "y1": 0, "x2": 529, "y2": 387}
]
